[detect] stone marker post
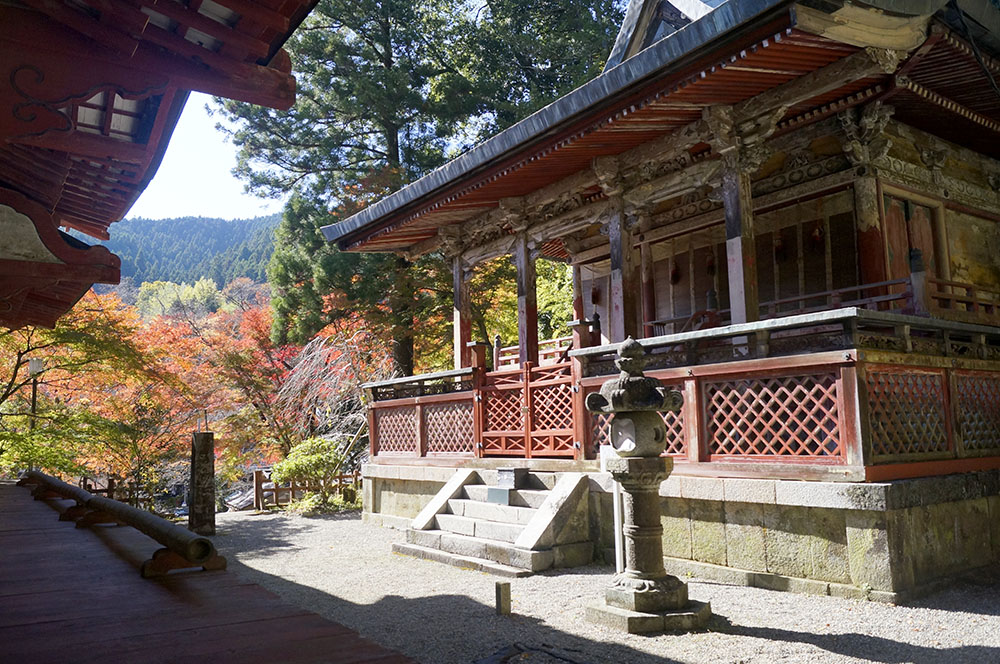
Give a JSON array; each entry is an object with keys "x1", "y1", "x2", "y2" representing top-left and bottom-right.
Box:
[
  {"x1": 585, "y1": 338, "x2": 711, "y2": 633},
  {"x1": 189, "y1": 431, "x2": 216, "y2": 535}
]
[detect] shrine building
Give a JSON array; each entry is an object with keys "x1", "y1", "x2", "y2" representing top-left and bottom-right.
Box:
[{"x1": 323, "y1": 0, "x2": 1000, "y2": 601}]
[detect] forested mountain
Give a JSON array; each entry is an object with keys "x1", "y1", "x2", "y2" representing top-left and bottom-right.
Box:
[{"x1": 94, "y1": 214, "x2": 280, "y2": 286}]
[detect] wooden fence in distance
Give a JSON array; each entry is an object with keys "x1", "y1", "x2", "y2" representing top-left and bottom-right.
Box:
[{"x1": 252, "y1": 469, "x2": 360, "y2": 509}]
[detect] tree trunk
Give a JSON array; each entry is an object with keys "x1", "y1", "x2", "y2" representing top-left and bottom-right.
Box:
[{"x1": 389, "y1": 255, "x2": 415, "y2": 376}]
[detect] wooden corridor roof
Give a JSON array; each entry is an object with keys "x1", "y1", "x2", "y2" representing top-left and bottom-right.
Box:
[{"x1": 0, "y1": 481, "x2": 414, "y2": 664}]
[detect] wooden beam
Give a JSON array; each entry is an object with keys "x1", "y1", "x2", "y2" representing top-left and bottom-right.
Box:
[
  {"x1": 130, "y1": 0, "x2": 271, "y2": 60},
  {"x1": 640, "y1": 240, "x2": 655, "y2": 338},
  {"x1": 513, "y1": 233, "x2": 539, "y2": 366},
  {"x1": 11, "y1": 131, "x2": 148, "y2": 164},
  {"x1": 210, "y1": 0, "x2": 291, "y2": 33},
  {"x1": 733, "y1": 47, "x2": 903, "y2": 126},
  {"x1": 17, "y1": 0, "x2": 140, "y2": 57}
]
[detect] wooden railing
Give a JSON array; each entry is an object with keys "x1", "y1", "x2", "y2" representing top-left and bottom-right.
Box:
[
  {"x1": 252, "y1": 469, "x2": 360, "y2": 509},
  {"x1": 17, "y1": 471, "x2": 227, "y2": 577},
  {"x1": 495, "y1": 335, "x2": 573, "y2": 369},
  {"x1": 365, "y1": 308, "x2": 1000, "y2": 481},
  {"x1": 926, "y1": 277, "x2": 1000, "y2": 325}
]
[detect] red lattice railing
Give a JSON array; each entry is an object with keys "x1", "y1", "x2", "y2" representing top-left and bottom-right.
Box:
[
  {"x1": 425, "y1": 401, "x2": 475, "y2": 455},
  {"x1": 372, "y1": 406, "x2": 418, "y2": 455},
  {"x1": 955, "y1": 371, "x2": 1000, "y2": 453},
  {"x1": 705, "y1": 373, "x2": 842, "y2": 459},
  {"x1": 481, "y1": 361, "x2": 577, "y2": 458},
  {"x1": 865, "y1": 367, "x2": 950, "y2": 458}
]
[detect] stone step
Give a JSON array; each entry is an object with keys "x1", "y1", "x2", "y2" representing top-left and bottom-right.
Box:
[
  {"x1": 406, "y1": 528, "x2": 555, "y2": 571},
  {"x1": 463, "y1": 485, "x2": 549, "y2": 509},
  {"x1": 447, "y1": 498, "x2": 536, "y2": 525},
  {"x1": 391, "y1": 542, "x2": 531, "y2": 578},
  {"x1": 525, "y1": 472, "x2": 558, "y2": 490},
  {"x1": 434, "y1": 513, "x2": 524, "y2": 543}
]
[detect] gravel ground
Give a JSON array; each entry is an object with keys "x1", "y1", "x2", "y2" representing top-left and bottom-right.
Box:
[{"x1": 215, "y1": 510, "x2": 1000, "y2": 664}]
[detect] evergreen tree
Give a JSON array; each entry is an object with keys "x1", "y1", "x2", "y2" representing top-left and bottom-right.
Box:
[{"x1": 215, "y1": 0, "x2": 624, "y2": 373}]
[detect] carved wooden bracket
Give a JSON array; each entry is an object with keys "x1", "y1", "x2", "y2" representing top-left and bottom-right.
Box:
[{"x1": 839, "y1": 101, "x2": 895, "y2": 169}]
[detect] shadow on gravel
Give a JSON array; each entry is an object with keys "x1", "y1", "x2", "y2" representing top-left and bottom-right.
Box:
[
  {"x1": 222, "y1": 555, "x2": 688, "y2": 664},
  {"x1": 909, "y1": 576, "x2": 1000, "y2": 617},
  {"x1": 718, "y1": 620, "x2": 1000, "y2": 664},
  {"x1": 214, "y1": 512, "x2": 316, "y2": 558}
]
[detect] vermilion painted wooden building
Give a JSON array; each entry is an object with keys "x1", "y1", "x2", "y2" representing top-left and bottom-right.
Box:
[
  {"x1": 0, "y1": 0, "x2": 316, "y2": 328},
  {"x1": 325, "y1": 0, "x2": 1000, "y2": 600}
]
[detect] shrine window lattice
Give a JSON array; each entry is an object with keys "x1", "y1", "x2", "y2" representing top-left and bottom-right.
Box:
[{"x1": 424, "y1": 401, "x2": 475, "y2": 455}]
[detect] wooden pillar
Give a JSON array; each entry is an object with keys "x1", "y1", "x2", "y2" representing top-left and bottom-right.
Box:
[
  {"x1": 640, "y1": 241, "x2": 656, "y2": 338},
  {"x1": 854, "y1": 176, "x2": 888, "y2": 292},
  {"x1": 189, "y1": 431, "x2": 215, "y2": 535},
  {"x1": 722, "y1": 162, "x2": 759, "y2": 324},
  {"x1": 513, "y1": 233, "x2": 539, "y2": 366},
  {"x1": 452, "y1": 256, "x2": 472, "y2": 369},
  {"x1": 606, "y1": 198, "x2": 639, "y2": 341}
]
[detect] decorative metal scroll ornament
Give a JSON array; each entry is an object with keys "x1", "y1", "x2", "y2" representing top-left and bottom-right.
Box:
[{"x1": 585, "y1": 337, "x2": 683, "y2": 457}]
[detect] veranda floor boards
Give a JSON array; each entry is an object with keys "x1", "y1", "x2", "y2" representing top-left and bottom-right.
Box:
[{"x1": 0, "y1": 481, "x2": 414, "y2": 664}]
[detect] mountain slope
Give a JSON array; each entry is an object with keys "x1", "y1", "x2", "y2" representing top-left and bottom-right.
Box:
[{"x1": 95, "y1": 214, "x2": 280, "y2": 285}]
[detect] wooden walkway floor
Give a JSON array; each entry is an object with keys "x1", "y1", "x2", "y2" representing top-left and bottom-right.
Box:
[{"x1": 0, "y1": 481, "x2": 415, "y2": 664}]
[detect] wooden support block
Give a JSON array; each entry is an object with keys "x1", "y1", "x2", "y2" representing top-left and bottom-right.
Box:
[
  {"x1": 496, "y1": 581, "x2": 511, "y2": 616},
  {"x1": 59, "y1": 505, "x2": 90, "y2": 521},
  {"x1": 75, "y1": 510, "x2": 121, "y2": 528},
  {"x1": 32, "y1": 487, "x2": 62, "y2": 500},
  {"x1": 140, "y1": 548, "x2": 228, "y2": 578}
]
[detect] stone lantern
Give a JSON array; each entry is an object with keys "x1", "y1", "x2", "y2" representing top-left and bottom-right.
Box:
[{"x1": 585, "y1": 337, "x2": 711, "y2": 633}]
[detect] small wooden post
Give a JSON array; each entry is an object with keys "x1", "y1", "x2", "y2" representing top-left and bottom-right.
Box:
[
  {"x1": 189, "y1": 431, "x2": 215, "y2": 536},
  {"x1": 495, "y1": 581, "x2": 511, "y2": 615},
  {"x1": 493, "y1": 334, "x2": 503, "y2": 371},
  {"x1": 253, "y1": 469, "x2": 264, "y2": 510}
]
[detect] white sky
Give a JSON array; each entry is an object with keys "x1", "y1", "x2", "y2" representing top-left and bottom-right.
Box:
[{"x1": 125, "y1": 92, "x2": 286, "y2": 221}]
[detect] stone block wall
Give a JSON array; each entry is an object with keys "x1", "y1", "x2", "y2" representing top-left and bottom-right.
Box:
[{"x1": 364, "y1": 463, "x2": 1000, "y2": 602}]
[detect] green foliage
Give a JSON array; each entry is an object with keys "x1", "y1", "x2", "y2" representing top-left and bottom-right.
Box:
[
  {"x1": 86, "y1": 214, "x2": 280, "y2": 286},
  {"x1": 135, "y1": 278, "x2": 222, "y2": 319},
  {"x1": 217, "y1": 0, "x2": 623, "y2": 372},
  {"x1": 271, "y1": 436, "x2": 346, "y2": 502},
  {"x1": 283, "y1": 489, "x2": 360, "y2": 516}
]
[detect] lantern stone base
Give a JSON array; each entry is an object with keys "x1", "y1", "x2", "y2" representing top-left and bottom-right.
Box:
[{"x1": 586, "y1": 599, "x2": 712, "y2": 634}]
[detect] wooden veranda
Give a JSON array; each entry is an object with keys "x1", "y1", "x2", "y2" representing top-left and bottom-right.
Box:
[{"x1": 0, "y1": 481, "x2": 413, "y2": 663}]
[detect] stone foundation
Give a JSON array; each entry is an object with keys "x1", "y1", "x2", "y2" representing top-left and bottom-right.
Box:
[{"x1": 363, "y1": 463, "x2": 1000, "y2": 602}]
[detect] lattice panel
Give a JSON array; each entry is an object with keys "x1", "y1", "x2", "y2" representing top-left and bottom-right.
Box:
[
  {"x1": 424, "y1": 401, "x2": 475, "y2": 454},
  {"x1": 866, "y1": 369, "x2": 948, "y2": 457},
  {"x1": 706, "y1": 373, "x2": 842, "y2": 458},
  {"x1": 955, "y1": 373, "x2": 1000, "y2": 452},
  {"x1": 532, "y1": 383, "x2": 574, "y2": 431},
  {"x1": 374, "y1": 406, "x2": 417, "y2": 454},
  {"x1": 482, "y1": 433, "x2": 526, "y2": 454},
  {"x1": 484, "y1": 388, "x2": 523, "y2": 432},
  {"x1": 587, "y1": 386, "x2": 686, "y2": 456}
]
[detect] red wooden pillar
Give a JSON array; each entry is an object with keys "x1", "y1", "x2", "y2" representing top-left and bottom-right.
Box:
[
  {"x1": 640, "y1": 240, "x2": 656, "y2": 338},
  {"x1": 453, "y1": 256, "x2": 472, "y2": 369},
  {"x1": 722, "y1": 164, "x2": 759, "y2": 324},
  {"x1": 855, "y1": 177, "x2": 888, "y2": 296},
  {"x1": 606, "y1": 197, "x2": 639, "y2": 341},
  {"x1": 513, "y1": 233, "x2": 539, "y2": 366}
]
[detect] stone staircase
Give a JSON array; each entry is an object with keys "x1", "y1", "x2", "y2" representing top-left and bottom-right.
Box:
[{"x1": 392, "y1": 469, "x2": 593, "y2": 577}]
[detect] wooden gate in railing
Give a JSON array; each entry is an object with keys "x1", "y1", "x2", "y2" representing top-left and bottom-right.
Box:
[{"x1": 479, "y1": 360, "x2": 578, "y2": 458}]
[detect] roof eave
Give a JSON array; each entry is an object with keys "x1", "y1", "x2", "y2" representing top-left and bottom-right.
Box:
[{"x1": 321, "y1": 0, "x2": 794, "y2": 248}]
